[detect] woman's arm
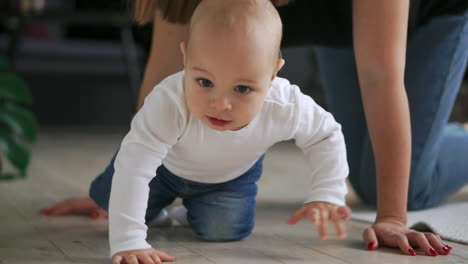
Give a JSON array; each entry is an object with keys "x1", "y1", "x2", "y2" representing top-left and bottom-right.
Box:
[
  {"x1": 352, "y1": 0, "x2": 451, "y2": 256},
  {"x1": 352, "y1": 0, "x2": 410, "y2": 227},
  {"x1": 352, "y1": 0, "x2": 449, "y2": 256},
  {"x1": 137, "y1": 8, "x2": 189, "y2": 109}
]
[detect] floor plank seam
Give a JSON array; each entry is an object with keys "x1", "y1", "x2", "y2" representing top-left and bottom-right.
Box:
[
  {"x1": 274, "y1": 234, "x2": 352, "y2": 264},
  {"x1": 174, "y1": 243, "x2": 217, "y2": 263},
  {"x1": 155, "y1": 230, "x2": 217, "y2": 263},
  {"x1": 1, "y1": 184, "x2": 75, "y2": 262},
  {"x1": 252, "y1": 248, "x2": 288, "y2": 264}
]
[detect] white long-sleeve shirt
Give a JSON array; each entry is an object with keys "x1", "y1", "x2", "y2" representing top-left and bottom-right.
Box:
[{"x1": 108, "y1": 71, "x2": 348, "y2": 255}]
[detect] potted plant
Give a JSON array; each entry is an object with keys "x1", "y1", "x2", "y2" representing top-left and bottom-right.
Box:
[{"x1": 0, "y1": 56, "x2": 38, "y2": 180}]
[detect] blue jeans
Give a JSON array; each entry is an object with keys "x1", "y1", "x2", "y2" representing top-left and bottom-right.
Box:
[
  {"x1": 90, "y1": 155, "x2": 264, "y2": 241},
  {"x1": 314, "y1": 13, "x2": 468, "y2": 210}
]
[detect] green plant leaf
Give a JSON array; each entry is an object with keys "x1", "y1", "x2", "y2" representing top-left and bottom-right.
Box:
[
  {"x1": 0, "y1": 130, "x2": 30, "y2": 174},
  {"x1": 0, "y1": 57, "x2": 9, "y2": 71},
  {"x1": 0, "y1": 104, "x2": 38, "y2": 142},
  {"x1": 0, "y1": 73, "x2": 32, "y2": 104}
]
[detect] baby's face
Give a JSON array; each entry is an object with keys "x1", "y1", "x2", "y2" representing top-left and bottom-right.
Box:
[{"x1": 182, "y1": 25, "x2": 282, "y2": 131}]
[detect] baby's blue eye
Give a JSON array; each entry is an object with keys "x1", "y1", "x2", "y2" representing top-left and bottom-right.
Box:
[
  {"x1": 197, "y1": 78, "x2": 213, "y2": 87},
  {"x1": 234, "y1": 85, "x2": 252, "y2": 94}
]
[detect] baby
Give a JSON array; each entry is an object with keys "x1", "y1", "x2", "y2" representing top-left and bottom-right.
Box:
[{"x1": 67, "y1": 0, "x2": 351, "y2": 262}]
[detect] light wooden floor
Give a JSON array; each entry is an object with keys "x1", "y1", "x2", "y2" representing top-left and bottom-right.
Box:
[{"x1": 1, "y1": 126, "x2": 468, "y2": 264}]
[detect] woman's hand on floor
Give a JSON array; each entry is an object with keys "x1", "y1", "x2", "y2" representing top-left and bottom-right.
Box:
[
  {"x1": 363, "y1": 218, "x2": 453, "y2": 256},
  {"x1": 286, "y1": 201, "x2": 351, "y2": 240},
  {"x1": 112, "y1": 248, "x2": 175, "y2": 264},
  {"x1": 40, "y1": 197, "x2": 108, "y2": 219}
]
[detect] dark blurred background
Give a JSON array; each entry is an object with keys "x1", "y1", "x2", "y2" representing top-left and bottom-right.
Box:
[{"x1": 1, "y1": 0, "x2": 467, "y2": 127}]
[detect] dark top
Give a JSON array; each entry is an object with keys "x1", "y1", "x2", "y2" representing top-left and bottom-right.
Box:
[{"x1": 278, "y1": 0, "x2": 468, "y2": 48}]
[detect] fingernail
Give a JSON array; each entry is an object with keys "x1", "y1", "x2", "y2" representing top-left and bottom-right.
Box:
[
  {"x1": 89, "y1": 211, "x2": 99, "y2": 219},
  {"x1": 408, "y1": 248, "x2": 416, "y2": 256},
  {"x1": 40, "y1": 209, "x2": 51, "y2": 215},
  {"x1": 367, "y1": 242, "x2": 375, "y2": 250},
  {"x1": 429, "y1": 248, "x2": 438, "y2": 256},
  {"x1": 445, "y1": 245, "x2": 452, "y2": 250},
  {"x1": 442, "y1": 246, "x2": 451, "y2": 253}
]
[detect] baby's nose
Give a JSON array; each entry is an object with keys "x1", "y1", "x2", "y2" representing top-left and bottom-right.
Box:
[{"x1": 211, "y1": 95, "x2": 232, "y2": 111}]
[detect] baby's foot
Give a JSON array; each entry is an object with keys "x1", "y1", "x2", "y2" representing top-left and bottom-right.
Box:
[
  {"x1": 147, "y1": 209, "x2": 172, "y2": 227},
  {"x1": 169, "y1": 206, "x2": 189, "y2": 226},
  {"x1": 40, "y1": 197, "x2": 108, "y2": 219},
  {"x1": 147, "y1": 207, "x2": 189, "y2": 227}
]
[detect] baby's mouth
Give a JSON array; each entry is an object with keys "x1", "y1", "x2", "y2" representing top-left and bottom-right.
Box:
[{"x1": 207, "y1": 116, "x2": 232, "y2": 127}]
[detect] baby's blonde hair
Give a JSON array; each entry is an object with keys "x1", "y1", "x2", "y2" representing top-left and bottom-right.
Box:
[{"x1": 132, "y1": 0, "x2": 289, "y2": 25}]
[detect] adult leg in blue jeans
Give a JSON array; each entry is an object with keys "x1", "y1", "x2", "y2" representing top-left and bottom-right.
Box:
[{"x1": 314, "y1": 13, "x2": 468, "y2": 210}]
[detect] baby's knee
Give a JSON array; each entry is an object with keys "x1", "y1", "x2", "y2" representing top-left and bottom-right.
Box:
[
  {"x1": 193, "y1": 222, "x2": 254, "y2": 242},
  {"x1": 189, "y1": 211, "x2": 255, "y2": 242}
]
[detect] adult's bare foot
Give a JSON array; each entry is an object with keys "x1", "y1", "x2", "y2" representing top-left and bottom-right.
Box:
[{"x1": 40, "y1": 197, "x2": 108, "y2": 219}]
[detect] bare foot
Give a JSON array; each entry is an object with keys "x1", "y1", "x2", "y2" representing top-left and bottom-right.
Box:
[{"x1": 40, "y1": 197, "x2": 108, "y2": 219}]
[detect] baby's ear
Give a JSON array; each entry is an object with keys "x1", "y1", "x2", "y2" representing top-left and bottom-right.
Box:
[
  {"x1": 180, "y1": 41, "x2": 188, "y2": 66},
  {"x1": 271, "y1": 58, "x2": 285, "y2": 80}
]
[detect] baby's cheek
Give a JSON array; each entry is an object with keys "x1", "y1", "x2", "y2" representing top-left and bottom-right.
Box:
[
  {"x1": 240, "y1": 110, "x2": 259, "y2": 124},
  {"x1": 187, "y1": 96, "x2": 208, "y2": 118}
]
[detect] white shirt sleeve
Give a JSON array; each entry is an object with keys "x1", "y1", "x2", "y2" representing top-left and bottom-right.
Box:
[
  {"x1": 108, "y1": 86, "x2": 184, "y2": 256},
  {"x1": 291, "y1": 87, "x2": 349, "y2": 206}
]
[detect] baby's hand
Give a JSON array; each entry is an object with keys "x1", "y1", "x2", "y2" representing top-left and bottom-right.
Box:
[
  {"x1": 112, "y1": 248, "x2": 175, "y2": 264},
  {"x1": 286, "y1": 202, "x2": 351, "y2": 240}
]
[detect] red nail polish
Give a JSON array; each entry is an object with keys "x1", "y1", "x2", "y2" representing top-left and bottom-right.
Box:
[
  {"x1": 89, "y1": 211, "x2": 99, "y2": 219},
  {"x1": 367, "y1": 242, "x2": 375, "y2": 250},
  {"x1": 40, "y1": 209, "x2": 51, "y2": 215},
  {"x1": 429, "y1": 248, "x2": 438, "y2": 256},
  {"x1": 442, "y1": 246, "x2": 450, "y2": 253},
  {"x1": 408, "y1": 248, "x2": 416, "y2": 256},
  {"x1": 445, "y1": 245, "x2": 452, "y2": 250}
]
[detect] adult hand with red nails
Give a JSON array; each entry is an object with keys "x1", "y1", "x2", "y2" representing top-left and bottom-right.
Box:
[{"x1": 364, "y1": 217, "x2": 452, "y2": 256}]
